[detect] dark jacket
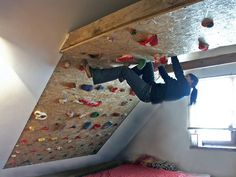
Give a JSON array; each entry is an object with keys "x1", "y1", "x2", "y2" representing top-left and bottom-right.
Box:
[{"x1": 150, "y1": 56, "x2": 190, "y2": 104}]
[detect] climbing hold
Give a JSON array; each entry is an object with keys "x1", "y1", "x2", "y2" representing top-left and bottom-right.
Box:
[
  {"x1": 102, "y1": 121, "x2": 113, "y2": 129},
  {"x1": 74, "y1": 135, "x2": 81, "y2": 139},
  {"x1": 88, "y1": 53, "x2": 103, "y2": 59},
  {"x1": 94, "y1": 85, "x2": 105, "y2": 91},
  {"x1": 120, "y1": 101, "x2": 128, "y2": 106},
  {"x1": 90, "y1": 112, "x2": 100, "y2": 118},
  {"x1": 50, "y1": 137, "x2": 58, "y2": 141},
  {"x1": 28, "y1": 126, "x2": 35, "y2": 131},
  {"x1": 56, "y1": 146, "x2": 63, "y2": 151},
  {"x1": 91, "y1": 123, "x2": 101, "y2": 130},
  {"x1": 129, "y1": 28, "x2": 137, "y2": 35},
  {"x1": 38, "y1": 137, "x2": 46, "y2": 142},
  {"x1": 111, "y1": 112, "x2": 120, "y2": 117},
  {"x1": 137, "y1": 58, "x2": 147, "y2": 70},
  {"x1": 198, "y1": 38, "x2": 209, "y2": 51},
  {"x1": 41, "y1": 127, "x2": 49, "y2": 131},
  {"x1": 67, "y1": 140, "x2": 72, "y2": 143},
  {"x1": 138, "y1": 34, "x2": 158, "y2": 47},
  {"x1": 108, "y1": 85, "x2": 119, "y2": 93},
  {"x1": 34, "y1": 111, "x2": 47, "y2": 120},
  {"x1": 70, "y1": 125, "x2": 76, "y2": 129},
  {"x1": 78, "y1": 98, "x2": 102, "y2": 107},
  {"x1": 119, "y1": 88, "x2": 125, "y2": 92},
  {"x1": 201, "y1": 18, "x2": 214, "y2": 28},
  {"x1": 116, "y1": 54, "x2": 134, "y2": 63},
  {"x1": 21, "y1": 139, "x2": 28, "y2": 144},
  {"x1": 82, "y1": 121, "x2": 92, "y2": 129},
  {"x1": 106, "y1": 36, "x2": 114, "y2": 42},
  {"x1": 61, "y1": 82, "x2": 76, "y2": 89},
  {"x1": 15, "y1": 150, "x2": 20, "y2": 154},
  {"x1": 66, "y1": 111, "x2": 80, "y2": 118},
  {"x1": 46, "y1": 148, "x2": 52, "y2": 152},
  {"x1": 11, "y1": 154, "x2": 17, "y2": 158},
  {"x1": 129, "y1": 88, "x2": 136, "y2": 96},
  {"x1": 80, "y1": 84, "x2": 93, "y2": 91},
  {"x1": 58, "y1": 98, "x2": 68, "y2": 104},
  {"x1": 52, "y1": 122, "x2": 66, "y2": 131},
  {"x1": 60, "y1": 61, "x2": 71, "y2": 68}
]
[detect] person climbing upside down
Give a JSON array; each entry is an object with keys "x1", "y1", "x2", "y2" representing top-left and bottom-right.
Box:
[{"x1": 82, "y1": 56, "x2": 198, "y2": 105}]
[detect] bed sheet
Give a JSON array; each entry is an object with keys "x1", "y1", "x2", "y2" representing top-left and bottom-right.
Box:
[{"x1": 84, "y1": 164, "x2": 210, "y2": 177}]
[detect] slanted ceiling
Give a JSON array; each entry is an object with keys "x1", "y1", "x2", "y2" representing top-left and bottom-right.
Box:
[{"x1": 5, "y1": 0, "x2": 236, "y2": 168}]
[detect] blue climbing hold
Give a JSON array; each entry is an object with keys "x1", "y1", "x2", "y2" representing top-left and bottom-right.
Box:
[
  {"x1": 102, "y1": 121, "x2": 113, "y2": 129},
  {"x1": 82, "y1": 121, "x2": 92, "y2": 129},
  {"x1": 80, "y1": 84, "x2": 93, "y2": 91}
]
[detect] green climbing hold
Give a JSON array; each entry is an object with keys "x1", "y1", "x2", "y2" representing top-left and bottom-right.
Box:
[{"x1": 90, "y1": 112, "x2": 99, "y2": 118}]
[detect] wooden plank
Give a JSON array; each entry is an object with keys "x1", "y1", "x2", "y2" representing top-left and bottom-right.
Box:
[
  {"x1": 165, "y1": 53, "x2": 236, "y2": 72},
  {"x1": 60, "y1": 0, "x2": 202, "y2": 53}
]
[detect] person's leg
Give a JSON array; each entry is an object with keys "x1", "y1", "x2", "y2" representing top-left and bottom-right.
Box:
[
  {"x1": 131, "y1": 62, "x2": 155, "y2": 84},
  {"x1": 91, "y1": 66, "x2": 151, "y2": 102}
]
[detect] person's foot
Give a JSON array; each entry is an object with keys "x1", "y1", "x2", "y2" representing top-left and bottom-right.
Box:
[
  {"x1": 118, "y1": 77, "x2": 125, "y2": 83},
  {"x1": 81, "y1": 59, "x2": 92, "y2": 78}
]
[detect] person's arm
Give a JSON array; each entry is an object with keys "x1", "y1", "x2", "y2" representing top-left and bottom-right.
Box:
[
  {"x1": 171, "y1": 56, "x2": 185, "y2": 80},
  {"x1": 158, "y1": 65, "x2": 171, "y2": 82}
]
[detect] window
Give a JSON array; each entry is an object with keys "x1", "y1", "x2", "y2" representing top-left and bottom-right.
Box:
[{"x1": 188, "y1": 75, "x2": 236, "y2": 150}]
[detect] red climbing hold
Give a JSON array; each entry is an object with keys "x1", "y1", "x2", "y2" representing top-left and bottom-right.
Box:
[
  {"x1": 116, "y1": 55, "x2": 134, "y2": 63},
  {"x1": 78, "y1": 98, "x2": 102, "y2": 107},
  {"x1": 198, "y1": 38, "x2": 209, "y2": 51},
  {"x1": 91, "y1": 123, "x2": 101, "y2": 130},
  {"x1": 139, "y1": 34, "x2": 158, "y2": 47}
]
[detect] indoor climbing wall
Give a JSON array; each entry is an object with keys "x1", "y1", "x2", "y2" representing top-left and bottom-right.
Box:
[{"x1": 4, "y1": 56, "x2": 139, "y2": 168}]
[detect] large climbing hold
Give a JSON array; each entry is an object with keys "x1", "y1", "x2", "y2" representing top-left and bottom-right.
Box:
[{"x1": 198, "y1": 38, "x2": 209, "y2": 51}]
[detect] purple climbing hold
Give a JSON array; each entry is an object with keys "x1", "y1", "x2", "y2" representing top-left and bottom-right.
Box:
[{"x1": 80, "y1": 84, "x2": 93, "y2": 92}]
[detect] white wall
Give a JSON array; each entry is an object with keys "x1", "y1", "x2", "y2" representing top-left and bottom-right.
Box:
[
  {"x1": 0, "y1": 0, "x2": 139, "y2": 176},
  {"x1": 122, "y1": 46, "x2": 236, "y2": 177}
]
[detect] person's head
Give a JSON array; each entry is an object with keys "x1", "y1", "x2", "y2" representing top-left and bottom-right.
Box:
[{"x1": 185, "y1": 73, "x2": 199, "y2": 105}]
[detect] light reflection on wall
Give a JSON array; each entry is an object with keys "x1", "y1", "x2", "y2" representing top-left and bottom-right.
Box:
[{"x1": 0, "y1": 37, "x2": 21, "y2": 95}]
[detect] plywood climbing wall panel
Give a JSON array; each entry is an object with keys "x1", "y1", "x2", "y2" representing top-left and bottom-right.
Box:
[
  {"x1": 62, "y1": 0, "x2": 236, "y2": 63},
  {"x1": 5, "y1": 56, "x2": 139, "y2": 168}
]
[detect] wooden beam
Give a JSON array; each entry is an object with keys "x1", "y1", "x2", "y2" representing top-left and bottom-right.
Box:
[
  {"x1": 165, "y1": 53, "x2": 236, "y2": 72},
  {"x1": 60, "y1": 0, "x2": 202, "y2": 53}
]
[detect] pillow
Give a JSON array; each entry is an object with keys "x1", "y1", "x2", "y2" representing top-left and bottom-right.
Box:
[{"x1": 134, "y1": 154, "x2": 178, "y2": 171}]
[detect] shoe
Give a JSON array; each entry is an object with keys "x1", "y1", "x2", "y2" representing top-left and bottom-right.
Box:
[
  {"x1": 118, "y1": 77, "x2": 125, "y2": 83},
  {"x1": 81, "y1": 59, "x2": 92, "y2": 78}
]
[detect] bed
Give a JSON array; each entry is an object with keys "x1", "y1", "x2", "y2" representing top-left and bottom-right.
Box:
[{"x1": 83, "y1": 163, "x2": 210, "y2": 177}]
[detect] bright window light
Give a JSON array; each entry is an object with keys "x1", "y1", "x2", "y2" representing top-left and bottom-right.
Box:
[
  {"x1": 189, "y1": 76, "x2": 236, "y2": 128},
  {"x1": 189, "y1": 75, "x2": 236, "y2": 147}
]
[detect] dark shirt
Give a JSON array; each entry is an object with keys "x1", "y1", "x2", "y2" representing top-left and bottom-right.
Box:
[{"x1": 150, "y1": 56, "x2": 191, "y2": 104}]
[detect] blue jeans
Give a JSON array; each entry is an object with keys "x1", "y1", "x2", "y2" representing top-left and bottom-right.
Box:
[{"x1": 91, "y1": 62, "x2": 155, "y2": 102}]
